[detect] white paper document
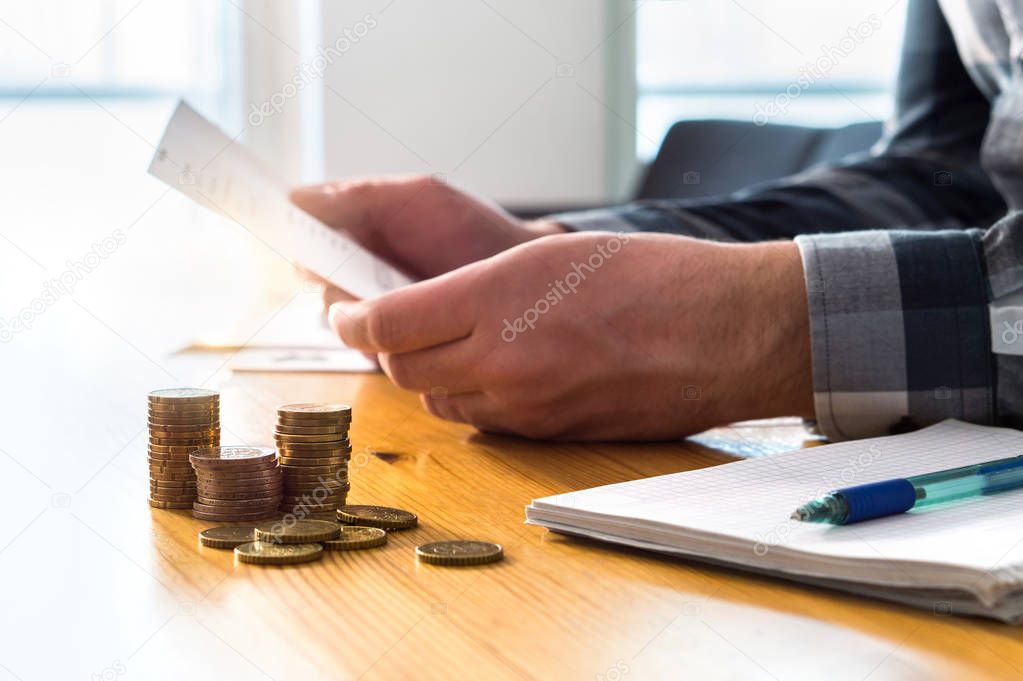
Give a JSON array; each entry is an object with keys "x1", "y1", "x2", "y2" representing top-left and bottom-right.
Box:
[
  {"x1": 148, "y1": 101, "x2": 413, "y2": 300},
  {"x1": 527, "y1": 420, "x2": 1023, "y2": 622}
]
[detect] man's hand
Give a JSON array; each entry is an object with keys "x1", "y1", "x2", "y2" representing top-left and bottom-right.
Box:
[
  {"x1": 290, "y1": 174, "x2": 563, "y2": 307},
  {"x1": 328, "y1": 231, "x2": 814, "y2": 440}
]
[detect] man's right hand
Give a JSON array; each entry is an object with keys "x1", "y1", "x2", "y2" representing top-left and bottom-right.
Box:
[{"x1": 290, "y1": 174, "x2": 564, "y2": 306}]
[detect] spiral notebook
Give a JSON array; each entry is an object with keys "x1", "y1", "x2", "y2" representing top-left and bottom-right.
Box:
[{"x1": 526, "y1": 420, "x2": 1023, "y2": 623}]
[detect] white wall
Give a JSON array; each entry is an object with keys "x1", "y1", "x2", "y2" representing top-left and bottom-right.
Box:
[{"x1": 313, "y1": 0, "x2": 638, "y2": 206}]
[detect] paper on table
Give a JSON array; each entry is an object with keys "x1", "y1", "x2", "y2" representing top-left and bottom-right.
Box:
[
  {"x1": 148, "y1": 101, "x2": 413, "y2": 300},
  {"x1": 528, "y1": 420, "x2": 1023, "y2": 603},
  {"x1": 180, "y1": 291, "x2": 378, "y2": 373}
]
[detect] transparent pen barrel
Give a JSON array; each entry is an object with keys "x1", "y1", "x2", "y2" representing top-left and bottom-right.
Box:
[{"x1": 910, "y1": 458, "x2": 1023, "y2": 507}]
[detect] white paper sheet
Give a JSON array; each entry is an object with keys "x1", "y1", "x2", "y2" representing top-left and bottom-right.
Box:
[
  {"x1": 527, "y1": 420, "x2": 1023, "y2": 613},
  {"x1": 148, "y1": 101, "x2": 413, "y2": 300}
]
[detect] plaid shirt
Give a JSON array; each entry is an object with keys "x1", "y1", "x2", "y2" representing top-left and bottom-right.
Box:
[{"x1": 553, "y1": 0, "x2": 1023, "y2": 441}]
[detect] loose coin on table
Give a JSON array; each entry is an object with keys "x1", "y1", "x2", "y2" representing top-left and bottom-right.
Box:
[
  {"x1": 199, "y1": 525, "x2": 258, "y2": 549},
  {"x1": 254, "y1": 518, "x2": 341, "y2": 544},
  {"x1": 337, "y1": 505, "x2": 418, "y2": 530},
  {"x1": 416, "y1": 540, "x2": 504, "y2": 566},
  {"x1": 322, "y1": 526, "x2": 388, "y2": 551},
  {"x1": 234, "y1": 541, "x2": 323, "y2": 565}
]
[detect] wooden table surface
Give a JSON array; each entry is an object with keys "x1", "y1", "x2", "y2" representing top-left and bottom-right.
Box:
[{"x1": 2, "y1": 362, "x2": 1022, "y2": 680}]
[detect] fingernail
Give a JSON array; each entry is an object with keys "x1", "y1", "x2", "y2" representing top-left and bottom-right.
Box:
[
  {"x1": 328, "y1": 302, "x2": 356, "y2": 331},
  {"x1": 289, "y1": 185, "x2": 331, "y2": 204}
]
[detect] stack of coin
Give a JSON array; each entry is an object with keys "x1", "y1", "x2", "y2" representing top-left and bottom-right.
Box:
[
  {"x1": 274, "y1": 404, "x2": 352, "y2": 518},
  {"x1": 189, "y1": 446, "x2": 282, "y2": 522},
  {"x1": 148, "y1": 388, "x2": 220, "y2": 509}
]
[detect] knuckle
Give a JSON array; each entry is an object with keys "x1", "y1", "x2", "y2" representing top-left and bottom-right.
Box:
[
  {"x1": 364, "y1": 306, "x2": 400, "y2": 350},
  {"x1": 383, "y1": 354, "x2": 413, "y2": 388}
]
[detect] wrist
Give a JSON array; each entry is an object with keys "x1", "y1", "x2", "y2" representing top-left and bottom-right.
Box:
[{"x1": 740, "y1": 241, "x2": 815, "y2": 420}]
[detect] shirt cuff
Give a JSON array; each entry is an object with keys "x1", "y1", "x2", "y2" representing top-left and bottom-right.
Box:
[{"x1": 794, "y1": 229, "x2": 994, "y2": 441}]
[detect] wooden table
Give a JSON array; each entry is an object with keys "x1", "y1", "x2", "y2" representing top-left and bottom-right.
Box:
[{"x1": 3, "y1": 360, "x2": 1022, "y2": 680}]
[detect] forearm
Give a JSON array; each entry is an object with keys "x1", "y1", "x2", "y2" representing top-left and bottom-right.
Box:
[{"x1": 548, "y1": 152, "x2": 1004, "y2": 243}]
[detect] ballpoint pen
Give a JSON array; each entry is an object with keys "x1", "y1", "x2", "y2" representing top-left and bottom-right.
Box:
[{"x1": 791, "y1": 455, "x2": 1023, "y2": 525}]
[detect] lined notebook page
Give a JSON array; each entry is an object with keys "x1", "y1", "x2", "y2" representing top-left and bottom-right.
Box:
[{"x1": 531, "y1": 421, "x2": 1023, "y2": 573}]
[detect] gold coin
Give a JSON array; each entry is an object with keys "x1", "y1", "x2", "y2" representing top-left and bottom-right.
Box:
[
  {"x1": 277, "y1": 403, "x2": 351, "y2": 419},
  {"x1": 277, "y1": 415, "x2": 350, "y2": 428},
  {"x1": 279, "y1": 499, "x2": 344, "y2": 509},
  {"x1": 149, "y1": 418, "x2": 219, "y2": 426},
  {"x1": 148, "y1": 463, "x2": 195, "y2": 472},
  {"x1": 196, "y1": 474, "x2": 282, "y2": 487},
  {"x1": 150, "y1": 437, "x2": 220, "y2": 447},
  {"x1": 148, "y1": 498, "x2": 193, "y2": 509},
  {"x1": 148, "y1": 406, "x2": 219, "y2": 418},
  {"x1": 148, "y1": 406, "x2": 217, "y2": 416},
  {"x1": 275, "y1": 445, "x2": 351, "y2": 456},
  {"x1": 276, "y1": 435, "x2": 351, "y2": 444},
  {"x1": 274, "y1": 424, "x2": 349, "y2": 436},
  {"x1": 150, "y1": 481, "x2": 197, "y2": 490},
  {"x1": 148, "y1": 388, "x2": 219, "y2": 404},
  {"x1": 273, "y1": 432, "x2": 349, "y2": 443},
  {"x1": 192, "y1": 508, "x2": 279, "y2": 522},
  {"x1": 278, "y1": 464, "x2": 344, "y2": 476},
  {"x1": 254, "y1": 518, "x2": 341, "y2": 544},
  {"x1": 197, "y1": 488, "x2": 283, "y2": 501},
  {"x1": 196, "y1": 480, "x2": 283, "y2": 492},
  {"x1": 149, "y1": 472, "x2": 196, "y2": 482},
  {"x1": 234, "y1": 541, "x2": 323, "y2": 565},
  {"x1": 194, "y1": 467, "x2": 280, "y2": 480},
  {"x1": 192, "y1": 461, "x2": 279, "y2": 475},
  {"x1": 280, "y1": 493, "x2": 346, "y2": 503},
  {"x1": 415, "y1": 540, "x2": 504, "y2": 566},
  {"x1": 149, "y1": 427, "x2": 221, "y2": 437},
  {"x1": 189, "y1": 445, "x2": 276, "y2": 464},
  {"x1": 149, "y1": 443, "x2": 204, "y2": 455},
  {"x1": 193, "y1": 496, "x2": 282, "y2": 511},
  {"x1": 281, "y1": 471, "x2": 348, "y2": 483},
  {"x1": 198, "y1": 525, "x2": 258, "y2": 549},
  {"x1": 149, "y1": 491, "x2": 196, "y2": 502},
  {"x1": 337, "y1": 505, "x2": 417, "y2": 530},
  {"x1": 283, "y1": 483, "x2": 348, "y2": 494},
  {"x1": 322, "y1": 526, "x2": 387, "y2": 551},
  {"x1": 278, "y1": 456, "x2": 349, "y2": 467},
  {"x1": 149, "y1": 401, "x2": 219, "y2": 411}
]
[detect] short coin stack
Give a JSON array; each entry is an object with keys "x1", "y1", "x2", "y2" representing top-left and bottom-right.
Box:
[
  {"x1": 148, "y1": 388, "x2": 220, "y2": 509},
  {"x1": 275, "y1": 404, "x2": 352, "y2": 518},
  {"x1": 189, "y1": 446, "x2": 282, "y2": 522}
]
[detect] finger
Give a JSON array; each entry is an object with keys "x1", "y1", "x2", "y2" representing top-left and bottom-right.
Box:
[
  {"x1": 290, "y1": 175, "x2": 429, "y2": 244},
  {"x1": 327, "y1": 266, "x2": 479, "y2": 354},
  {"x1": 322, "y1": 284, "x2": 355, "y2": 310},
  {"x1": 421, "y1": 391, "x2": 492, "y2": 425},
  {"x1": 294, "y1": 264, "x2": 329, "y2": 285},
  {"x1": 378, "y1": 338, "x2": 482, "y2": 393},
  {"x1": 420, "y1": 392, "x2": 525, "y2": 436}
]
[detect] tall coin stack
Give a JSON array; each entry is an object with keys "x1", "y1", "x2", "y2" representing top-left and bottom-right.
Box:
[
  {"x1": 147, "y1": 388, "x2": 220, "y2": 509},
  {"x1": 275, "y1": 404, "x2": 352, "y2": 518},
  {"x1": 190, "y1": 446, "x2": 282, "y2": 522}
]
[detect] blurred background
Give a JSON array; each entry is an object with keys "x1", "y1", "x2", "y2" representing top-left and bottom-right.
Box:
[{"x1": 0, "y1": 0, "x2": 906, "y2": 466}]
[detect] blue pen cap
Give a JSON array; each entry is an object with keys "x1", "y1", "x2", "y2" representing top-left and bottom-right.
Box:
[{"x1": 836, "y1": 478, "x2": 916, "y2": 524}]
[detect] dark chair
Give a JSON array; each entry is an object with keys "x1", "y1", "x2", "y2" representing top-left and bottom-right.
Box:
[{"x1": 635, "y1": 119, "x2": 884, "y2": 201}]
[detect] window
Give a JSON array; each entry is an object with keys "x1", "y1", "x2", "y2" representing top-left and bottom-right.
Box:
[
  {"x1": 635, "y1": 1, "x2": 907, "y2": 159},
  {"x1": 0, "y1": 0, "x2": 237, "y2": 123}
]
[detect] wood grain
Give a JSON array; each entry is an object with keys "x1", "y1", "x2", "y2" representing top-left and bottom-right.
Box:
[{"x1": 3, "y1": 365, "x2": 1023, "y2": 680}]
